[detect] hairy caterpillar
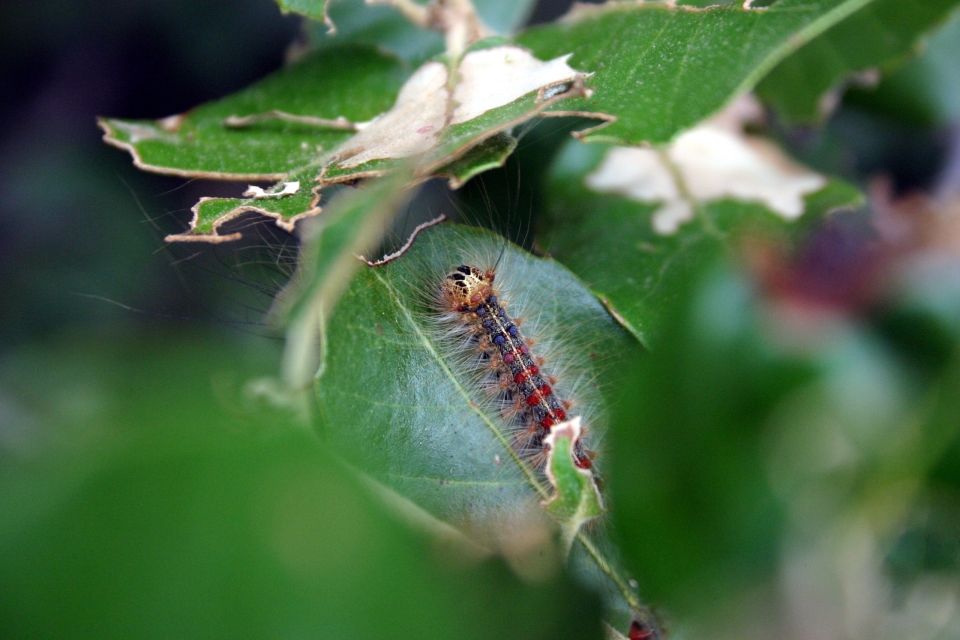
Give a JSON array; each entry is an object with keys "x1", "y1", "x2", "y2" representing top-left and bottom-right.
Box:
[
  {"x1": 436, "y1": 263, "x2": 594, "y2": 470},
  {"x1": 331, "y1": 219, "x2": 619, "y2": 526},
  {"x1": 337, "y1": 221, "x2": 660, "y2": 636}
]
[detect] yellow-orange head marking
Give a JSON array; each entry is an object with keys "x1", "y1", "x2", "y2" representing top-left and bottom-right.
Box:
[{"x1": 441, "y1": 264, "x2": 495, "y2": 311}]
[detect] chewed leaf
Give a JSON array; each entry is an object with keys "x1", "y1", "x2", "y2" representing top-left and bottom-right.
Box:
[
  {"x1": 517, "y1": 0, "x2": 881, "y2": 145},
  {"x1": 542, "y1": 417, "x2": 604, "y2": 552},
  {"x1": 584, "y1": 96, "x2": 827, "y2": 235},
  {"x1": 324, "y1": 45, "x2": 587, "y2": 178},
  {"x1": 312, "y1": 222, "x2": 645, "y2": 613},
  {"x1": 167, "y1": 166, "x2": 322, "y2": 243},
  {"x1": 104, "y1": 42, "x2": 590, "y2": 242}
]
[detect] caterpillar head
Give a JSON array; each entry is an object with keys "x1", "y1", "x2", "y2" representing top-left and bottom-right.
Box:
[{"x1": 441, "y1": 264, "x2": 495, "y2": 311}]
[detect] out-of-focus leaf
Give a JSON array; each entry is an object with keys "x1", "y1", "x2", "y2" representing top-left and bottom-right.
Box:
[
  {"x1": 540, "y1": 138, "x2": 861, "y2": 347},
  {"x1": 474, "y1": 0, "x2": 538, "y2": 34},
  {"x1": 312, "y1": 223, "x2": 649, "y2": 619},
  {"x1": 277, "y1": 169, "x2": 413, "y2": 391},
  {"x1": 307, "y1": 0, "x2": 443, "y2": 64},
  {"x1": 0, "y1": 336, "x2": 604, "y2": 639},
  {"x1": 295, "y1": 0, "x2": 535, "y2": 45},
  {"x1": 756, "y1": 0, "x2": 960, "y2": 123},
  {"x1": 606, "y1": 265, "x2": 815, "y2": 624},
  {"x1": 281, "y1": 170, "x2": 413, "y2": 322},
  {"x1": 516, "y1": 0, "x2": 880, "y2": 145},
  {"x1": 602, "y1": 242, "x2": 960, "y2": 634},
  {"x1": 276, "y1": 0, "x2": 331, "y2": 26},
  {"x1": 854, "y1": 7, "x2": 960, "y2": 125}
]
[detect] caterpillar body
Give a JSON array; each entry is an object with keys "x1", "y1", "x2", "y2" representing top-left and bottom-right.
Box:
[{"x1": 438, "y1": 263, "x2": 594, "y2": 470}]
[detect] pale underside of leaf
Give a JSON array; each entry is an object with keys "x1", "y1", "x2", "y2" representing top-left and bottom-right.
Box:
[{"x1": 324, "y1": 44, "x2": 587, "y2": 174}]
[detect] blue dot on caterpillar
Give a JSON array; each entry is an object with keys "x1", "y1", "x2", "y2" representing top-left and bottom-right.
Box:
[{"x1": 441, "y1": 263, "x2": 594, "y2": 470}]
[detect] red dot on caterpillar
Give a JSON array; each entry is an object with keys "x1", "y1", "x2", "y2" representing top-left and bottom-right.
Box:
[{"x1": 629, "y1": 619, "x2": 658, "y2": 640}]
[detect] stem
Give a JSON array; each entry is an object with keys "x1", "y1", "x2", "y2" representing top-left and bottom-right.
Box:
[
  {"x1": 576, "y1": 532, "x2": 644, "y2": 612},
  {"x1": 657, "y1": 147, "x2": 722, "y2": 238}
]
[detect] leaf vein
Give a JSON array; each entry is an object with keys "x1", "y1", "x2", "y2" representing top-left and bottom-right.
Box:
[{"x1": 368, "y1": 268, "x2": 550, "y2": 499}]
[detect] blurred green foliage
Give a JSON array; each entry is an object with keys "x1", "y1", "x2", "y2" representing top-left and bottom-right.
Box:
[
  {"x1": 3, "y1": 0, "x2": 960, "y2": 638},
  {"x1": 0, "y1": 336, "x2": 602, "y2": 639}
]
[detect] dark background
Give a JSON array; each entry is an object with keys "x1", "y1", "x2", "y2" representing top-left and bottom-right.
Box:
[
  {"x1": 0, "y1": 0, "x2": 586, "y2": 352},
  {"x1": 0, "y1": 1, "x2": 305, "y2": 350}
]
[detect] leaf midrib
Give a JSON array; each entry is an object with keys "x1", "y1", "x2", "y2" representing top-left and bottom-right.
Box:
[
  {"x1": 368, "y1": 266, "x2": 551, "y2": 500},
  {"x1": 366, "y1": 264, "x2": 646, "y2": 614}
]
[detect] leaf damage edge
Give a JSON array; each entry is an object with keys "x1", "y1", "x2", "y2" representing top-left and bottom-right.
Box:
[{"x1": 164, "y1": 182, "x2": 323, "y2": 243}]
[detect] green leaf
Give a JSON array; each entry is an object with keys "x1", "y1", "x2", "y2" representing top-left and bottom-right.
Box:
[
  {"x1": 312, "y1": 222, "x2": 648, "y2": 616},
  {"x1": 173, "y1": 166, "x2": 323, "y2": 242},
  {"x1": 606, "y1": 265, "x2": 813, "y2": 621},
  {"x1": 756, "y1": 0, "x2": 960, "y2": 123},
  {"x1": 104, "y1": 40, "x2": 590, "y2": 242},
  {"x1": 540, "y1": 139, "x2": 861, "y2": 347},
  {"x1": 277, "y1": 169, "x2": 414, "y2": 393},
  {"x1": 542, "y1": 419, "x2": 605, "y2": 552},
  {"x1": 276, "y1": 0, "x2": 331, "y2": 27},
  {"x1": 436, "y1": 132, "x2": 518, "y2": 188},
  {"x1": 99, "y1": 45, "x2": 407, "y2": 180},
  {"x1": 854, "y1": 7, "x2": 960, "y2": 125},
  {"x1": 517, "y1": 0, "x2": 881, "y2": 144},
  {"x1": 0, "y1": 336, "x2": 604, "y2": 640}
]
